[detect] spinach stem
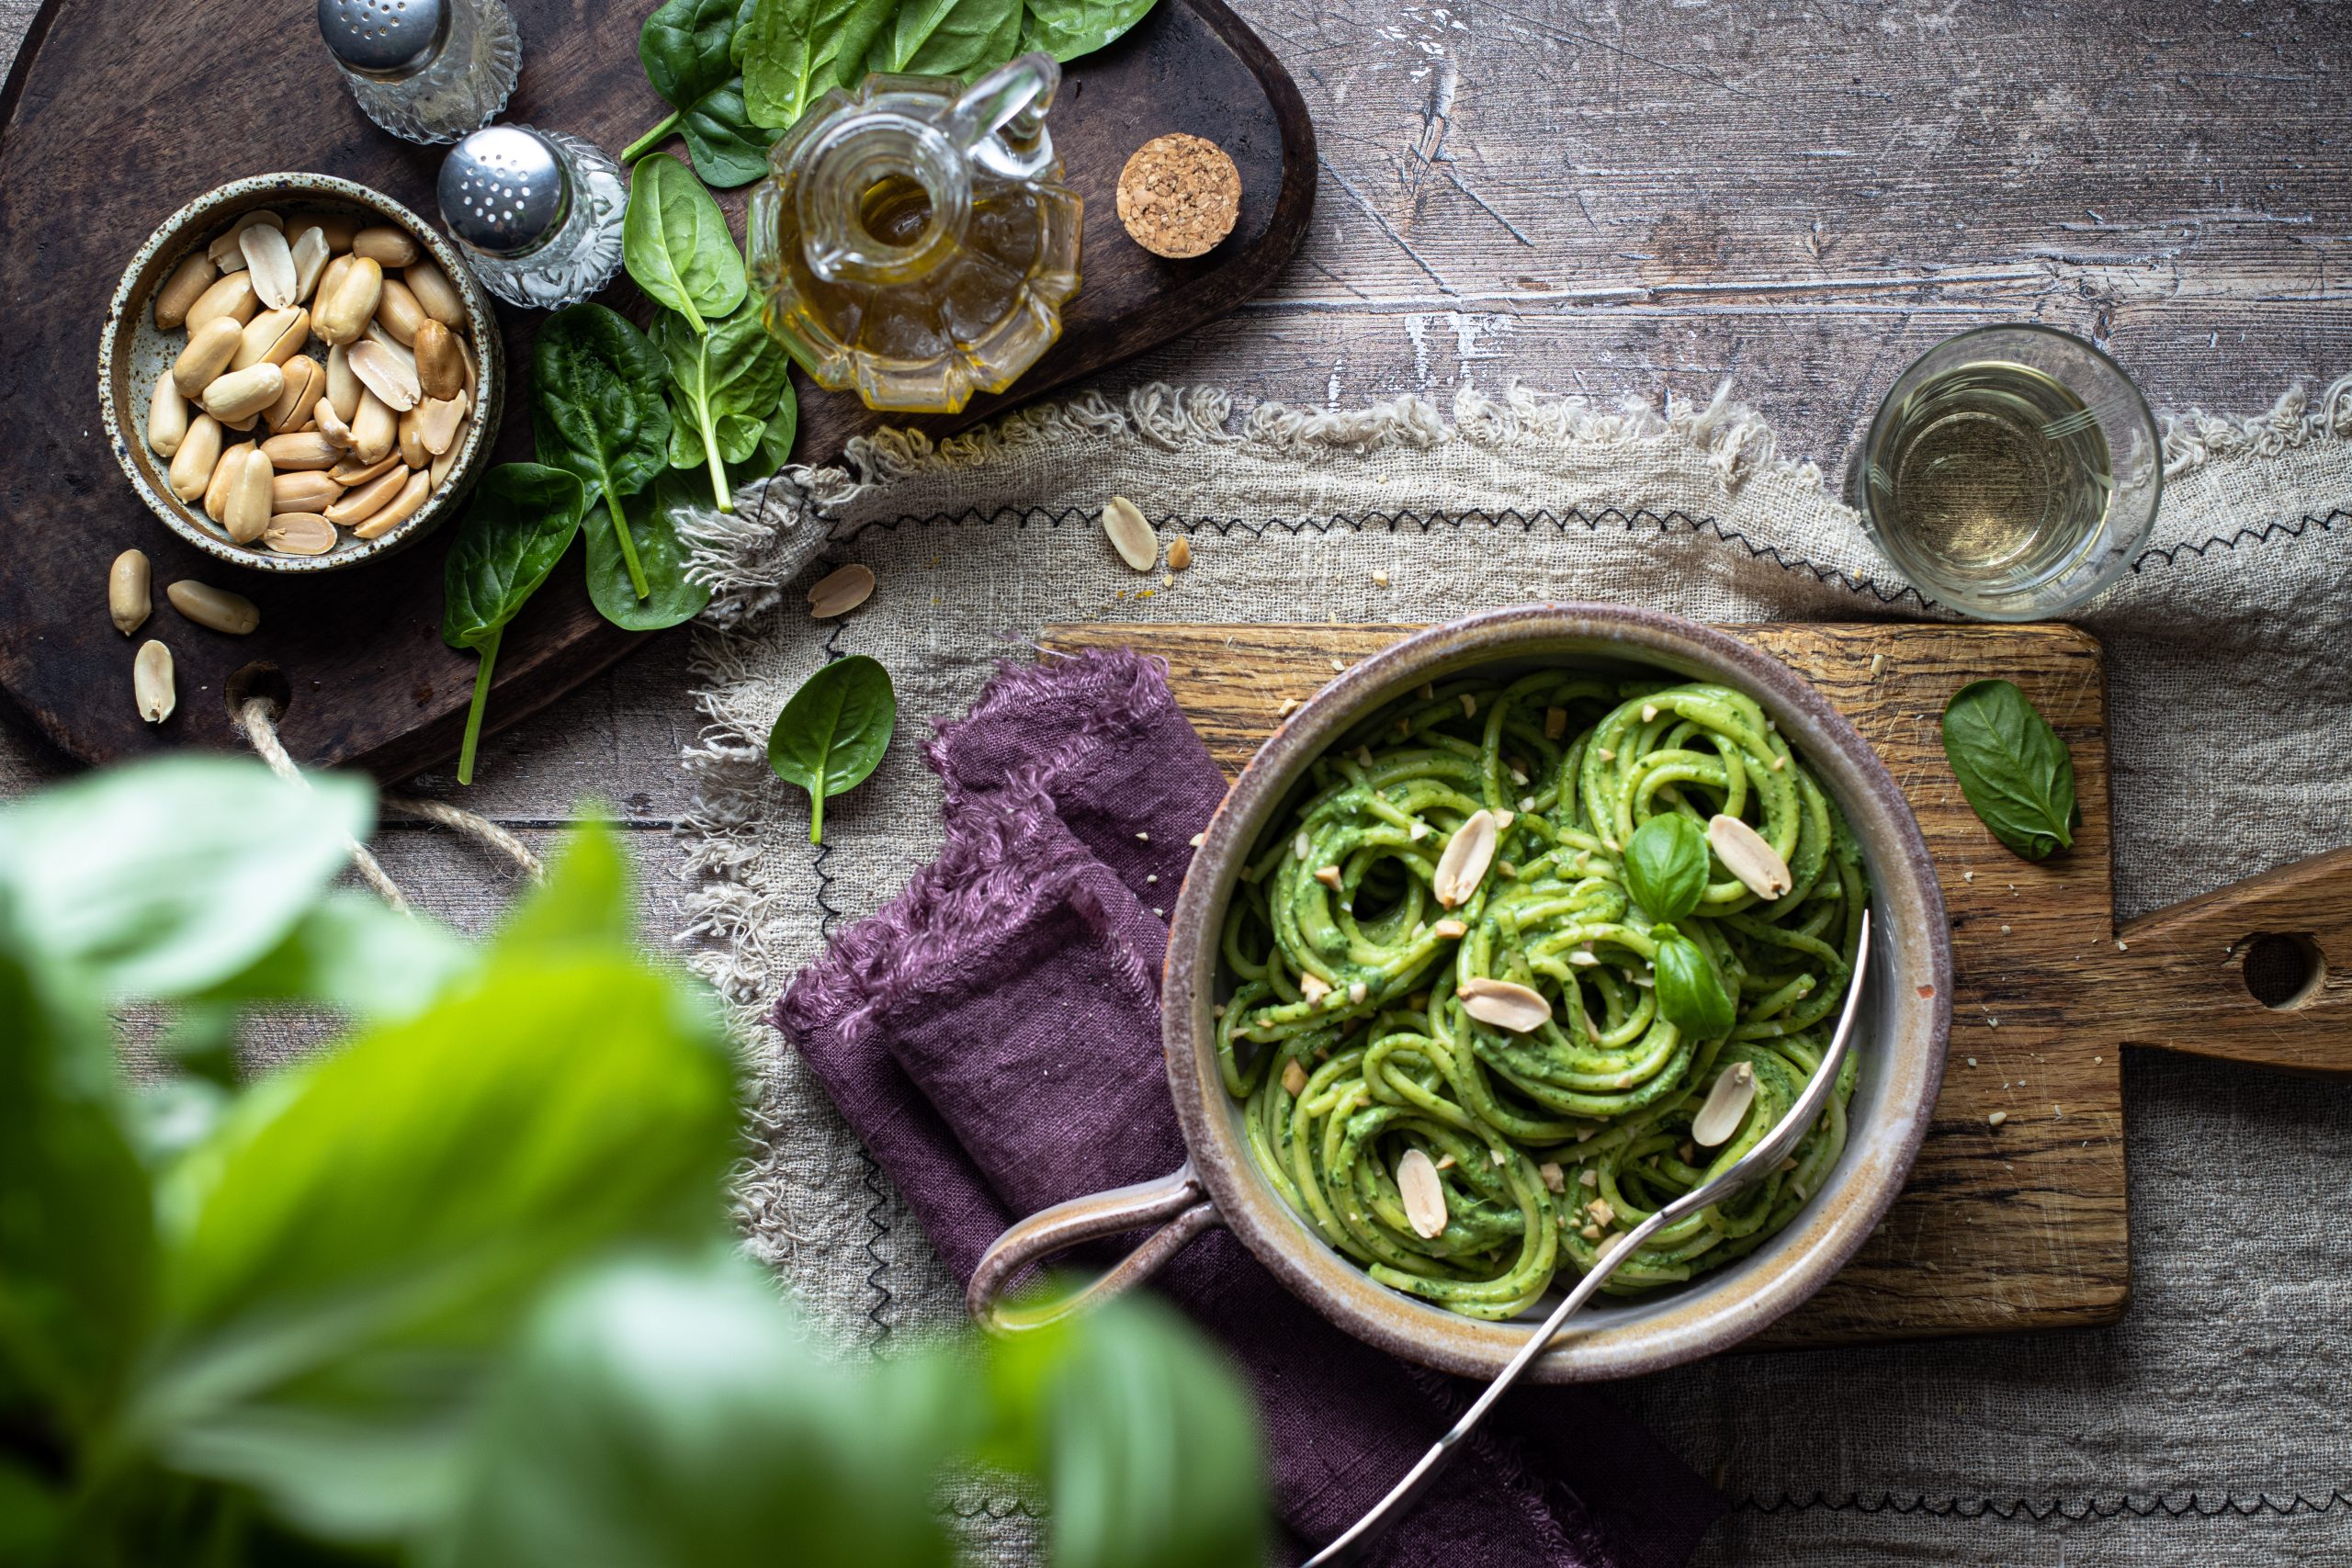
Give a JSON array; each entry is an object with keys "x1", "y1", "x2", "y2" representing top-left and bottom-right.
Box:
[
  {"x1": 458, "y1": 627, "x2": 501, "y2": 786},
  {"x1": 620, "y1": 111, "x2": 681, "y2": 164},
  {"x1": 700, "y1": 405, "x2": 734, "y2": 513},
  {"x1": 809, "y1": 786, "x2": 823, "y2": 844},
  {"x1": 599, "y1": 467, "x2": 650, "y2": 599}
]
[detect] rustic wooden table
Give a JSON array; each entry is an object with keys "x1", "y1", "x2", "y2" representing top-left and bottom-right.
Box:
[{"x1": 4, "y1": 2, "x2": 2347, "y2": 1558}]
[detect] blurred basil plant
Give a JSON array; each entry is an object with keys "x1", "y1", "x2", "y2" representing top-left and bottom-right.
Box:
[{"x1": 0, "y1": 758, "x2": 1266, "y2": 1567}]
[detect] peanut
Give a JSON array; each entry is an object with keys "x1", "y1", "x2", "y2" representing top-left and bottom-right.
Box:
[
  {"x1": 324, "y1": 343, "x2": 361, "y2": 421},
  {"x1": 153, "y1": 252, "x2": 218, "y2": 330},
  {"x1": 263, "y1": 513, "x2": 337, "y2": 555},
  {"x1": 148, "y1": 377, "x2": 190, "y2": 457},
  {"x1": 351, "y1": 389, "x2": 397, "y2": 464},
  {"x1": 351, "y1": 225, "x2": 420, "y2": 266},
  {"x1": 402, "y1": 260, "x2": 465, "y2": 327},
  {"x1": 312, "y1": 254, "x2": 382, "y2": 347},
  {"x1": 222, "y1": 447, "x2": 275, "y2": 545},
  {"x1": 349, "y1": 468, "x2": 430, "y2": 539},
  {"x1": 374, "y1": 276, "x2": 425, "y2": 345},
  {"x1": 272, "y1": 469, "x2": 343, "y2": 513},
  {"x1": 184, "y1": 271, "x2": 259, "y2": 334},
  {"x1": 172, "y1": 316, "x2": 243, "y2": 398},
  {"x1": 109, "y1": 549, "x2": 151, "y2": 636},
  {"x1": 413, "y1": 319, "x2": 463, "y2": 400},
  {"x1": 134, "y1": 640, "x2": 175, "y2": 723},
  {"x1": 230, "y1": 306, "x2": 309, "y2": 370},
  {"x1": 263, "y1": 356, "x2": 325, "y2": 434},
  {"x1": 167, "y1": 412, "x2": 223, "y2": 501},
  {"x1": 165, "y1": 580, "x2": 261, "y2": 635},
  {"x1": 203, "y1": 440, "x2": 254, "y2": 522},
  {"x1": 260, "y1": 431, "x2": 344, "y2": 469},
  {"x1": 325, "y1": 466, "x2": 406, "y2": 525},
  {"x1": 199, "y1": 362, "x2": 286, "y2": 424}
]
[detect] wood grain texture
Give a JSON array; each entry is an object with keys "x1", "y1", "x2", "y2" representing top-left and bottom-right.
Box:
[
  {"x1": 0, "y1": 0, "x2": 1312, "y2": 781},
  {"x1": 1044, "y1": 619, "x2": 2132, "y2": 1343}
]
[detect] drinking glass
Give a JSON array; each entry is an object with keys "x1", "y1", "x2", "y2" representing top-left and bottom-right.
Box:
[{"x1": 1849, "y1": 325, "x2": 2160, "y2": 620}]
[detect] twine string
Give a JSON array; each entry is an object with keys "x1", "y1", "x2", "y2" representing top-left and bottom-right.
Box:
[{"x1": 233, "y1": 696, "x2": 544, "y2": 912}]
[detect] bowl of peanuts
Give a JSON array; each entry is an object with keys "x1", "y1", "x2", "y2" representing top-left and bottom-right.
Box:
[{"x1": 98, "y1": 172, "x2": 504, "y2": 573}]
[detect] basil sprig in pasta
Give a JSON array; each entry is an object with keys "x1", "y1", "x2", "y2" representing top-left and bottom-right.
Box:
[{"x1": 1216, "y1": 669, "x2": 1869, "y2": 1321}]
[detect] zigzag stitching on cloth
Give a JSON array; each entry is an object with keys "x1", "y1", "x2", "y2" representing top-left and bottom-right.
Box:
[
  {"x1": 2131, "y1": 507, "x2": 2346, "y2": 570},
  {"x1": 938, "y1": 1499, "x2": 1046, "y2": 1520},
  {"x1": 804, "y1": 609, "x2": 899, "y2": 1348},
  {"x1": 1740, "y1": 1489, "x2": 2352, "y2": 1521},
  {"x1": 833, "y1": 503, "x2": 1931, "y2": 608}
]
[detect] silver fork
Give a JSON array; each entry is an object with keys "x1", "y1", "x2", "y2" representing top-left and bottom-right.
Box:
[{"x1": 1305, "y1": 910, "x2": 1874, "y2": 1568}]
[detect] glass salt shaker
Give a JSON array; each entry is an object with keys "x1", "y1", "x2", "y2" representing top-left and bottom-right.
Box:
[
  {"x1": 317, "y1": 0, "x2": 521, "y2": 145},
  {"x1": 436, "y1": 126, "x2": 626, "y2": 310}
]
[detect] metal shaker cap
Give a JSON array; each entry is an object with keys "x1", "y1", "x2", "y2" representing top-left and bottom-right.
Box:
[
  {"x1": 318, "y1": 0, "x2": 449, "y2": 78},
  {"x1": 439, "y1": 126, "x2": 571, "y2": 258}
]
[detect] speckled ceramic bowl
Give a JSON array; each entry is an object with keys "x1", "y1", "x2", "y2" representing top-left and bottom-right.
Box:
[
  {"x1": 98, "y1": 172, "x2": 504, "y2": 573},
  {"x1": 972, "y1": 604, "x2": 1952, "y2": 1382}
]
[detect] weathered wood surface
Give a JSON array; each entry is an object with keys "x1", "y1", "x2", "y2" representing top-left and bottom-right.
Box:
[
  {"x1": 0, "y1": 0, "x2": 1311, "y2": 780},
  {"x1": 1046, "y1": 619, "x2": 2143, "y2": 1343}
]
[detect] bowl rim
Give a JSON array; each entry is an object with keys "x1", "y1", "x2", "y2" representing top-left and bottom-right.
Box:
[
  {"x1": 1160, "y1": 603, "x2": 1953, "y2": 1382},
  {"x1": 96, "y1": 171, "x2": 504, "y2": 575}
]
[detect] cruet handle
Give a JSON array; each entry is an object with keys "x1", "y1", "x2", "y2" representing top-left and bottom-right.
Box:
[{"x1": 944, "y1": 51, "x2": 1060, "y2": 180}]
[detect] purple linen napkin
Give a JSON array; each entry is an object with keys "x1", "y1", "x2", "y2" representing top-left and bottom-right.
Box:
[{"x1": 777, "y1": 649, "x2": 1724, "y2": 1568}]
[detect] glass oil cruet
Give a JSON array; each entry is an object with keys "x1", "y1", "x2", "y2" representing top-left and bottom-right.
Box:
[{"x1": 748, "y1": 53, "x2": 1082, "y2": 414}]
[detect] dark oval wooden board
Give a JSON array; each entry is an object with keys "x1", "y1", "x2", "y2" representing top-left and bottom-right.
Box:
[{"x1": 0, "y1": 0, "x2": 1313, "y2": 779}]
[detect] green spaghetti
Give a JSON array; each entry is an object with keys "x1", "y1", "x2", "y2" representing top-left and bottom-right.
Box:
[{"x1": 1216, "y1": 666, "x2": 1868, "y2": 1320}]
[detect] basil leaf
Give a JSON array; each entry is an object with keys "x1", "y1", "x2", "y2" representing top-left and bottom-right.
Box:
[
  {"x1": 1652, "y1": 927, "x2": 1735, "y2": 1041},
  {"x1": 623, "y1": 154, "x2": 748, "y2": 334},
  {"x1": 1941, "y1": 678, "x2": 2076, "y2": 862},
  {"x1": 434, "y1": 1248, "x2": 956, "y2": 1568},
  {"x1": 0, "y1": 924, "x2": 153, "y2": 1440},
  {"x1": 533, "y1": 304, "x2": 673, "y2": 603},
  {"x1": 585, "y1": 473, "x2": 716, "y2": 633},
  {"x1": 653, "y1": 304, "x2": 791, "y2": 513},
  {"x1": 867, "y1": 0, "x2": 1022, "y2": 75},
  {"x1": 1017, "y1": 0, "x2": 1157, "y2": 62},
  {"x1": 1623, "y1": 812, "x2": 1708, "y2": 924},
  {"x1": 0, "y1": 758, "x2": 372, "y2": 1001},
  {"x1": 143, "y1": 897, "x2": 737, "y2": 1540},
  {"x1": 741, "y1": 0, "x2": 898, "y2": 130},
  {"x1": 442, "y1": 463, "x2": 588, "y2": 784},
  {"x1": 767, "y1": 655, "x2": 896, "y2": 843}
]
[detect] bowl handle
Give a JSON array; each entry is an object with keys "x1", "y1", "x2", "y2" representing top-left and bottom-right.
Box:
[{"x1": 967, "y1": 1163, "x2": 1224, "y2": 1333}]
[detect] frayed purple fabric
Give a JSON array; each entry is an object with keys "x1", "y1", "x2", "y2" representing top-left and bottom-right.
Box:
[{"x1": 776, "y1": 648, "x2": 1724, "y2": 1568}]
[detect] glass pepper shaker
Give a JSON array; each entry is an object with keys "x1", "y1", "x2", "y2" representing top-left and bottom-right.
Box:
[
  {"x1": 748, "y1": 53, "x2": 1083, "y2": 413},
  {"x1": 436, "y1": 126, "x2": 626, "y2": 310},
  {"x1": 317, "y1": 0, "x2": 522, "y2": 145}
]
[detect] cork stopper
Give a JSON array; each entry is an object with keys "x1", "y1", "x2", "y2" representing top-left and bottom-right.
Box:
[{"x1": 1115, "y1": 133, "x2": 1242, "y2": 259}]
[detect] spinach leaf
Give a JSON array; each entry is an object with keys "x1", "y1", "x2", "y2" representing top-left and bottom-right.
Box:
[
  {"x1": 867, "y1": 0, "x2": 1022, "y2": 75},
  {"x1": 623, "y1": 154, "x2": 749, "y2": 334},
  {"x1": 442, "y1": 464, "x2": 588, "y2": 785},
  {"x1": 1651, "y1": 927, "x2": 1735, "y2": 1041},
  {"x1": 654, "y1": 304, "x2": 792, "y2": 513},
  {"x1": 1623, "y1": 812, "x2": 1709, "y2": 924},
  {"x1": 585, "y1": 471, "x2": 716, "y2": 632},
  {"x1": 767, "y1": 654, "x2": 895, "y2": 843},
  {"x1": 624, "y1": 0, "x2": 779, "y2": 187},
  {"x1": 1941, "y1": 678, "x2": 2076, "y2": 861},
  {"x1": 752, "y1": 378, "x2": 798, "y2": 475},
  {"x1": 533, "y1": 303, "x2": 673, "y2": 600},
  {"x1": 1018, "y1": 0, "x2": 1157, "y2": 62},
  {"x1": 741, "y1": 0, "x2": 898, "y2": 130}
]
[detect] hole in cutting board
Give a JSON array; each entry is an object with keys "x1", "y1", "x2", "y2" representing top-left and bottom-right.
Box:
[{"x1": 2241, "y1": 932, "x2": 2324, "y2": 1010}]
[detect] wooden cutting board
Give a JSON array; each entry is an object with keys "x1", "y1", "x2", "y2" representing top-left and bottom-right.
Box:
[
  {"x1": 1043, "y1": 620, "x2": 2352, "y2": 1347},
  {"x1": 0, "y1": 0, "x2": 1312, "y2": 779}
]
